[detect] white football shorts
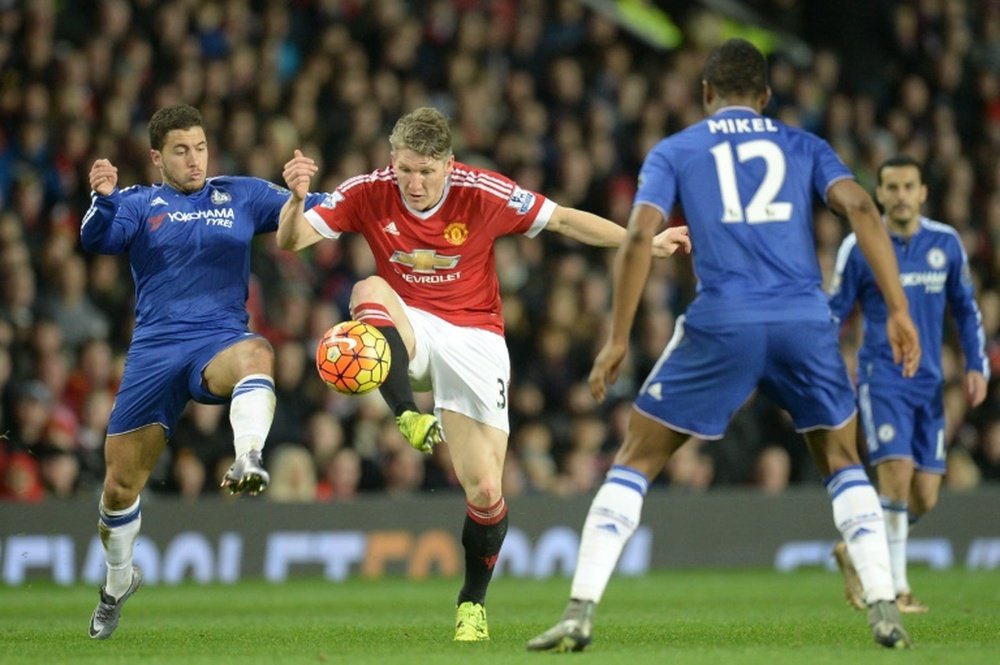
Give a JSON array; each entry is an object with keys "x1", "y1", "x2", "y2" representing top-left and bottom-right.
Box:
[{"x1": 400, "y1": 303, "x2": 511, "y2": 434}]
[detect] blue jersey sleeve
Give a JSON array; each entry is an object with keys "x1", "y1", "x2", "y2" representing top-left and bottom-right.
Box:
[
  {"x1": 829, "y1": 234, "x2": 861, "y2": 323},
  {"x1": 241, "y1": 177, "x2": 327, "y2": 235},
  {"x1": 945, "y1": 235, "x2": 990, "y2": 378},
  {"x1": 810, "y1": 136, "x2": 853, "y2": 205},
  {"x1": 633, "y1": 139, "x2": 677, "y2": 219},
  {"x1": 80, "y1": 187, "x2": 144, "y2": 254}
]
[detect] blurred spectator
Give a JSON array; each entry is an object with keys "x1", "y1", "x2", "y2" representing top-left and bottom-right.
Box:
[
  {"x1": 267, "y1": 445, "x2": 318, "y2": 502},
  {"x1": 318, "y1": 446, "x2": 363, "y2": 501},
  {"x1": 973, "y1": 420, "x2": 1000, "y2": 482},
  {"x1": 753, "y1": 446, "x2": 792, "y2": 495}
]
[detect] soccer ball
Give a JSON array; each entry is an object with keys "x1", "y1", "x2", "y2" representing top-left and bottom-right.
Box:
[{"x1": 315, "y1": 321, "x2": 391, "y2": 395}]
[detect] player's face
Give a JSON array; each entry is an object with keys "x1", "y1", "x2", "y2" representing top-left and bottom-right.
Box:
[
  {"x1": 876, "y1": 165, "x2": 926, "y2": 230},
  {"x1": 391, "y1": 149, "x2": 454, "y2": 211},
  {"x1": 151, "y1": 127, "x2": 209, "y2": 193}
]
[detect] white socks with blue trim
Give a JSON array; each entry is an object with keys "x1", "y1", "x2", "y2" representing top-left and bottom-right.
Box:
[
  {"x1": 881, "y1": 497, "x2": 910, "y2": 595},
  {"x1": 99, "y1": 495, "x2": 141, "y2": 598},
  {"x1": 570, "y1": 465, "x2": 648, "y2": 603},
  {"x1": 825, "y1": 465, "x2": 894, "y2": 603},
  {"x1": 230, "y1": 374, "x2": 276, "y2": 458}
]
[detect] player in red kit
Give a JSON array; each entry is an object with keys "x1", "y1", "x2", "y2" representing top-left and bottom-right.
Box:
[{"x1": 278, "y1": 107, "x2": 690, "y2": 641}]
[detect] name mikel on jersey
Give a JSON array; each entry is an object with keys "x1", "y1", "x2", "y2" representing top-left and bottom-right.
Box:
[{"x1": 707, "y1": 118, "x2": 779, "y2": 134}]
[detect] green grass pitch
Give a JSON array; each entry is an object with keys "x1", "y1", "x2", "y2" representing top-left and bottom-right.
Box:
[{"x1": 1, "y1": 569, "x2": 997, "y2": 664}]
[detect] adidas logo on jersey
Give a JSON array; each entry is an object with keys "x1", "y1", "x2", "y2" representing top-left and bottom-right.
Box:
[
  {"x1": 151, "y1": 196, "x2": 168, "y2": 207},
  {"x1": 383, "y1": 221, "x2": 400, "y2": 235}
]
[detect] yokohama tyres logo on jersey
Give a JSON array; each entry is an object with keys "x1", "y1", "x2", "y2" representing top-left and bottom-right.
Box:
[{"x1": 167, "y1": 208, "x2": 235, "y2": 223}]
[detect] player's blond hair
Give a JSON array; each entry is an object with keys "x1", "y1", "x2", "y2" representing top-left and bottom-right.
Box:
[{"x1": 388, "y1": 107, "x2": 453, "y2": 160}]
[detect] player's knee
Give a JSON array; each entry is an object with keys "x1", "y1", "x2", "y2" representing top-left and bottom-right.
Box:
[
  {"x1": 464, "y1": 478, "x2": 502, "y2": 508},
  {"x1": 241, "y1": 337, "x2": 274, "y2": 372},
  {"x1": 350, "y1": 276, "x2": 393, "y2": 307},
  {"x1": 102, "y1": 475, "x2": 143, "y2": 509},
  {"x1": 911, "y1": 492, "x2": 938, "y2": 515}
]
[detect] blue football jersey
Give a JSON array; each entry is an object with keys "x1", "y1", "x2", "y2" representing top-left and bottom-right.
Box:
[
  {"x1": 80, "y1": 177, "x2": 323, "y2": 342},
  {"x1": 829, "y1": 216, "x2": 989, "y2": 388},
  {"x1": 635, "y1": 106, "x2": 854, "y2": 325}
]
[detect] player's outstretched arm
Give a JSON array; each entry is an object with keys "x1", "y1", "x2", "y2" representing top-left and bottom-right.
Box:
[
  {"x1": 546, "y1": 206, "x2": 689, "y2": 259},
  {"x1": 545, "y1": 205, "x2": 625, "y2": 246},
  {"x1": 828, "y1": 179, "x2": 921, "y2": 377},
  {"x1": 277, "y1": 149, "x2": 323, "y2": 252}
]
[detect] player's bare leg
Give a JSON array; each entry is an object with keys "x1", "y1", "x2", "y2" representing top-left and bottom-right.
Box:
[
  {"x1": 445, "y1": 411, "x2": 508, "y2": 641},
  {"x1": 206, "y1": 337, "x2": 275, "y2": 495},
  {"x1": 806, "y1": 420, "x2": 910, "y2": 648},
  {"x1": 90, "y1": 425, "x2": 164, "y2": 638},
  {"x1": 527, "y1": 410, "x2": 687, "y2": 652},
  {"x1": 349, "y1": 276, "x2": 442, "y2": 452},
  {"x1": 877, "y1": 461, "x2": 937, "y2": 613}
]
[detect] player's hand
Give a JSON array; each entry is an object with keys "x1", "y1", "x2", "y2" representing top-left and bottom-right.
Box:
[
  {"x1": 283, "y1": 149, "x2": 317, "y2": 200},
  {"x1": 589, "y1": 338, "x2": 628, "y2": 403},
  {"x1": 89, "y1": 159, "x2": 118, "y2": 196},
  {"x1": 886, "y1": 309, "x2": 921, "y2": 377},
  {"x1": 966, "y1": 370, "x2": 988, "y2": 407},
  {"x1": 651, "y1": 225, "x2": 691, "y2": 258}
]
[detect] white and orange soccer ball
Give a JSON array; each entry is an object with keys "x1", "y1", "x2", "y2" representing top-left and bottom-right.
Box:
[{"x1": 315, "y1": 321, "x2": 391, "y2": 395}]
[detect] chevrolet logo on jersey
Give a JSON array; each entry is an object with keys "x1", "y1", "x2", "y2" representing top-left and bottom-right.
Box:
[{"x1": 390, "y1": 249, "x2": 460, "y2": 273}]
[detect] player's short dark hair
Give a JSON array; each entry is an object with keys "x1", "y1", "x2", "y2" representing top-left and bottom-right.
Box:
[
  {"x1": 703, "y1": 38, "x2": 768, "y2": 98},
  {"x1": 148, "y1": 104, "x2": 203, "y2": 151},
  {"x1": 389, "y1": 107, "x2": 453, "y2": 160},
  {"x1": 877, "y1": 155, "x2": 924, "y2": 185}
]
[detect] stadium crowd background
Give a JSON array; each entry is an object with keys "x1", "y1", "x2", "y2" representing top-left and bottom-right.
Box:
[{"x1": 2, "y1": 0, "x2": 1000, "y2": 503}]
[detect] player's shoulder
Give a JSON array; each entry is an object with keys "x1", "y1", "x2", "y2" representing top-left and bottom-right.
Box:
[
  {"x1": 117, "y1": 183, "x2": 155, "y2": 201},
  {"x1": 207, "y1": 175, "x2": 286, "y2": 194},
  {"x1": 449, "y1": 161, "x2": 517, "y2": 202},
  {"x1": 919, "y1": 216, "x2": 961, "y2": 241},
  {"x1": 338, "y1": 165, "x2": 395, "y2": 193}
]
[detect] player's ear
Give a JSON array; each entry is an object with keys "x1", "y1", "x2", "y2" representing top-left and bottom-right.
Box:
[
  {"x1": 150, "y1": 149, "x2": 162, "y2": 168},
  {"x1": 761, "y1": 86, "x2": 772, "y2": 111}
]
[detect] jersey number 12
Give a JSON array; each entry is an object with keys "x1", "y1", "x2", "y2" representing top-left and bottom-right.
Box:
[{"x1": 710, "y1": 139, "x2": 793, "y2": 224}]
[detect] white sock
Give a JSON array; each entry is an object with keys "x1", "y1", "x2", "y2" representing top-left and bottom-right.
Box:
[
  {"x1": 882, "y1": 497, "x2": 909, "y2": 595},
  {"x1": 99, "y1": 495, "x2": 141, "y2": 598},
  {"x1": 825, "y1": 465, "x2": 894, "y2": 603},
  {"x1": 230, "y1": 374, "x2": 275, "y2": 458},
  {"x1": 570, "y1": 465, "x2": 647, "y2": 603}
]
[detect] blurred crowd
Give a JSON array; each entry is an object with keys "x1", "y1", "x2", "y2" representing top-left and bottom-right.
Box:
[{"x1": 2, "y1": 0, "x2": 1000, "y2": 503}]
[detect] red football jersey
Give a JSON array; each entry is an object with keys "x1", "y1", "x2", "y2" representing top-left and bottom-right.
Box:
[{"x1": 304, "y1": 162, "x2": 555, "y2": 334}]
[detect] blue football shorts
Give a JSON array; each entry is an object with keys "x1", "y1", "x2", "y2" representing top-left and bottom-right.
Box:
[
  {"x1": 633, "y1": 316, "x2": 857, "y2": 439},
  {"x1": 858, "y1": 380, "x2": 946, "y2": 473},
  {"x1": 107, "y1": 330, "x2": 260, "y2": 438}
]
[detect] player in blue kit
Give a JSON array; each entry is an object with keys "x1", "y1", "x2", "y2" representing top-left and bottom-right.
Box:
[
  {"x1": 527, "y1": 39, "x2": 921, "y2": 653},
  {"x1": 829, "y1": 155, "x2": 988, "y2": 614},
  {"x1": 81, "y1": 104, "x2": 322, "y2": 639}
]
